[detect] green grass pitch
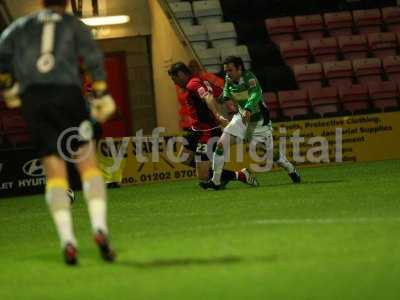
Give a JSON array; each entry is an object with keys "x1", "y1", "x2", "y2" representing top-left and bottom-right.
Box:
[{"x1": 1, "y1": 160, "x2": 400, "y2": 300}]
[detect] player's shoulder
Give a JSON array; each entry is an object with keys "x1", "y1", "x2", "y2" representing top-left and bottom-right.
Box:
[
  {"x1": 243, "y1": 71, "x2": 259, "y2": 88},
  {"x1": 243, "y1": 70, "x2": 257, "y2": 81},
  {"x1": 186, "y1": 76, "x2": 204, "y2": 90}
]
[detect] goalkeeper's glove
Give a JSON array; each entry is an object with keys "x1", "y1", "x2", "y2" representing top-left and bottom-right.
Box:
[
  {"x1": 90, "y1": 81, "x2": 116, "y2": 123},
  {"x1": 0, "y1": 73, "x2": 21, "y2": 109}
]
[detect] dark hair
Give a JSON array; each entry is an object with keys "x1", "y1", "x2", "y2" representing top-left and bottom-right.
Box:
[
  {"x1": 168, "y1": 62, "x2": 192, "y2": 77},
  {"x1": 43, "y1": 0, "x2": 68, "y2": 7},
  {"x1": 223, "y1": 56, "x2": 246, "y2": 71}
]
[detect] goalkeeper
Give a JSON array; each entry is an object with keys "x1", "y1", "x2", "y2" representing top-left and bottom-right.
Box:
[
  {"x1": 0, "y1": 0, "x2": 116, "y2": 265},
  {"x1": 203, "y1": 56, "x2": 301, "y2": 190}
]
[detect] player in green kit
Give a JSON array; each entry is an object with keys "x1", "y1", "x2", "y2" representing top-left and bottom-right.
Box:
[{"x1": 202, "y1": 56, "x2": 301, "y2": 190}]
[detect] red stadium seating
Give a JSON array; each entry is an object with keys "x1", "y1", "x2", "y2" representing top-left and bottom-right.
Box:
[
  {"x1": 353, "y1": 9, "x2": 382, "y2": 35},
  {"x1": 278, "y1": 89, "x2": 311, "y2": 119},
  {"x1": 279, "y1": 40, "x2": 310, "y2": 67},
  {"x1": 367, "y1": 32, "x2": 397, "y2": 59},
  {"x1": 309, "y1": 86, "x2": 341, "y2": 117},
  {"x1": 323, "y1": 11, "x2": 353, "y2": 37},
  {"x1": 309, "y1": 37, "x2": 338, "y2": 63},
  {"x1": 293, "y1": 63, "x2": 323, "y2": 89},
  {"x1": 352, "y1": 58, "x2": 382, "y2": 84},
  {"x1": 263, "y1": 92, "x2": 280, "y2": 120},
  {"x1": 383, "y1": 55, "x2": 400, "y2": 82},
  {"x1": 295, "y1": 14, "x2": 325, "y2": 40},
  {"x1": 338, "y1": 35, "x2": 368, "y2": 60},
  {"x1": 339, "y1": 84, "x2": 370, "y2": 114},
  {"x1": 367, "y1": 81, "x2": 399, "y2": 111},
  {"x1": 323, "y1": 60, "x2": 354, "y2": 88},
  {"x1": 0, "y1": 111, "x2": 30, "y2": 146},
  {"x1": 0, "y1": 100, "x2": 6, "y2": 111},
  {"x1": 266, "y1": 17, "x2": 295, "y2": 44},
  {"x1": 381, "y1": 6, "x2": 400, "y2": 33}
]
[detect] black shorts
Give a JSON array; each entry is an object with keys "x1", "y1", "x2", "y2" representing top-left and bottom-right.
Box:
[
  {"x1": 184, "y1": 127, "x2": 222, "y2": 162},
  {"x1": 21, "y1": 85, "x2": 93, "y2": 158}
]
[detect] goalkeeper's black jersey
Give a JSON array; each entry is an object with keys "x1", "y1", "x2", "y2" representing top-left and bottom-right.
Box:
[{"x1": 0, "y1": 9, "x2": 106, "y2": 93}]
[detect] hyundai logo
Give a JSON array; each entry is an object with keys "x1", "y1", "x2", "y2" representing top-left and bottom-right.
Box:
[{"x1": 23, "y1": 159, "x2": 45, "y2": 177}]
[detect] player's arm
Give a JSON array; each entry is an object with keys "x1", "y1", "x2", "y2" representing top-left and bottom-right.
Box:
[
  {"x1": 222, "y1": 75, "x2": 233, "y2": 102},
  {"x1": 243, "y1": 73, "x2": 263, "y2": 123},
  {"x1": 203, "y1": 93, "x2": 228, "y2": 126},
  {"x1": 74, "y1": 19, "x2": 115, "y2": 123},
  {"x1": 189, "y1": 80, "x2": 228, "y2": 126},
  {"x1": 0, "y1": 23, "x2": 21, "y2": 109}
]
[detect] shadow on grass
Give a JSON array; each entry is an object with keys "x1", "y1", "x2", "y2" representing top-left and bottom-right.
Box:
[
  {"x1": 118, "y1": 255, "x2": 278, "y2": 269},
  {"x1": 264, "y1": 179, "x2": 345, "y2": 188}
]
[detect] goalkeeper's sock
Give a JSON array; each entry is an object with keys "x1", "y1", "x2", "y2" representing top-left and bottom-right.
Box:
[
  {"x1": 211, "y1": 148, "x2": 225, "y2": 185},
  {"x1": 82, "y1": 168, "x2": 108, "y2": 235},
  {"x1": 46, "y1": 178, "x2": 77, "y2": 248}
]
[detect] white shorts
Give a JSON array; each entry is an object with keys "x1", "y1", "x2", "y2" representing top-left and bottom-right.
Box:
[{"x1": 223, "y1": 113, "x2": 273, "y2": 152}]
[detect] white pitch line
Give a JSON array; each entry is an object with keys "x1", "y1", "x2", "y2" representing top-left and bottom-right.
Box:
[{"x1": 247, "y1": 217, "x2": 400, "y2": 225}]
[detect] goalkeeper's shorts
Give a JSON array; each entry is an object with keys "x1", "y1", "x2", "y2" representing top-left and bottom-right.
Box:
[{"x1": 21, "y1": 85, "x2": 93, "y2": 158}]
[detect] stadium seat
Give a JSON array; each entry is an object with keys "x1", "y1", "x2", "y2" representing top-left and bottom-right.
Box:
[
  {"x1": 323, "y1": 60, "x2": 354, "y2": 88},
  {"x1": 265, "y1": 17, "x2": 296, "y2": 44},
  {"x1": 338, "y1": 35, "x2": 368, "y2": 60},
  {"x1": 309, "y1": 37, "x2": 339, "y2": 63},
  {"x1": 323, "y1": 11, "x2": 353, "y2": 37},
  {"x1": 196, "y1": 48, "x2": 221, "y2": 72},
  {"x1": 0, "y1": 100, "x2": 6, "y2": 111},
  {"x1": 367, "y1": 81, "x2": 399, "y2": 111},
  {"x1": 338, "y1": 84, "x2": 371, "y2": 114},
  {"x1": 353, "y1": 9, "x2": 382, "y2": 35},
  {"x1": 278, "y1": 89, "x2": 312, "y2": 120},
  {"x1": 219, "y1": 0, "x2": 250, "y2": 22},
  {"x1": 367, "y1": 32, "x2": 397, "y2": 59},
  {"x1": 309, "y1": 86, "x2": 341, "y2": 117},
  {"x1": 353, "y1": 58, "x2": 382, "y2": 84},
  {"x1": 279, "y1": 40, "x2": 310, "y2": 67},
  {"x1": 169, "y1": 2, "x2": 194, "y2": 26},
  {"x1": 294, "y1": 14, "x2": 325, "y2": 40},
  {"x1": 0, "y1": 111, "x2": 31, "y2": 147},
  {"x1": 263, "y1": 92, "x2": 280, "y2": 121},
  {"x1": 206, "y1": 22, "x2": 237, "y2": 48},
  {"x1": 234, "y1": 19, "x2": 268, "y2": 45},
  {"x1": 383, "y1": 55, "x2": 400, "y2": 82},
  {"x1": 182, "y1": 24, "x2": 208, "y2": 51},
  {"x1": 381, "y1": 6, "x2": 400, "y2": 33},
  {"x1": 192, "y1": 0, "x2": 223, "y2": 25},
  {"x1": 220, "y1": 45, "x2": 251, "y2": 70},
  {"x1": 293, "y1": 63, "x2": 323, "y2": 89}
]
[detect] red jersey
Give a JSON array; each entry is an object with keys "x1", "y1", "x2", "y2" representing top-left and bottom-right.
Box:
[{"x1": 185, "y1": 76, "x2": 219, "y2": 131}]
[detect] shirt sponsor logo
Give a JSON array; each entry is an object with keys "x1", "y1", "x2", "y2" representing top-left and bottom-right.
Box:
[
  {"x1": 197, "y1": 87, "x2": 208, "y2": 98},
  {"x1": 249, "y1": 79, "x2": 257, "y2": 88}
]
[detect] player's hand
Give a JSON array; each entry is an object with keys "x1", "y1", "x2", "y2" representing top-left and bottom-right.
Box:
[
  {"x1": 91, "y1": 94, "x2": 116, "y2": 123},
  {"x1": 3, "y1": 83, "x2": 22, "y2": 109},
  {"x1": 217, "y1": 114, "x2": 229, "y2": 127},
  {"x1": 90, "y1": 81, "x2": 116, "y2": 123},
  {"x1": 0, "y1": 73, "x2": 21, "y2": 109},
  {"x1": 242, "y1": 110, "x2": 252, "y2": 124}
]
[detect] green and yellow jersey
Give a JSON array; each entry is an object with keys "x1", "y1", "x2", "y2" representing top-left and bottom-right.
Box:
[{"x1": 223, "y1": 70, "x2": 268, "y2": 123}]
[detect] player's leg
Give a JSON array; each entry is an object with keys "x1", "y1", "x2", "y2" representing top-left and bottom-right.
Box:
[
  {"x1": 42, "y1": 155, "x2": 78, "y2": 265},
  {"x1": 180, "y1": 141, "x2": 239, "y2": 188},
  {"x1": 273, "y1": 150, "x2": 301, "y2": 183},
  {"x1": 253, "y1": 124, "x2": 301, "y2": 183},
  {"x1": 21, "y1": 86, "x2": 79, "y2": 265},
  {"x1": 75, "y1": 142, "x2": 115, "y2": 262}
]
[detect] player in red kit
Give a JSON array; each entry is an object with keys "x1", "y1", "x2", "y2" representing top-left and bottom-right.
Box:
[{"x1": 168, "y1": 62, "x2": 258, "y2": 189}]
